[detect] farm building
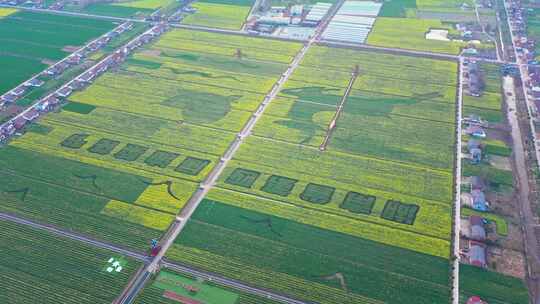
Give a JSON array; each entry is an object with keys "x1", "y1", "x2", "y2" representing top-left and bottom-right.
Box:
[
  {"x1": 66, "y1": 54, "x2": 83, "y2": 65},
  {"x1": 303, "y1": 2, "x2": 332, "y2": 26},
  {"x1": 469, "y1": 240, "x2": 487, "y2": 268},
  {"x1": 13, "y1": 116, "x2": 27, "y2": 130},
  {"x1": 469, "y1": 215, "x2": 486, "y2": 241},
  {"x1": 471, "y1": 189, "x2": 488, "y2": 211},
  {"x1": 56, "y1": 86, "x2": 73, "y2": 98},
  {"x1": 11, "y1": 87, "x2": 26, "y2": 96},
  {"x1": 22, "y1": 109, "x2": 39, "y2": 121},
  {"x1": 464, "y1": 114, "x2": 485, "y2": 126},
  {"x1": 466, "y1": 125, "x2": 487, "y2": 138},
  {"x1": 468, "y1": 139, "x2": 482, "y2": 164},
  {"x1": 1, "y1": 93, "x2": 18, "y2": 104},
  {"x1": 24, "y1": 78, "x2": 44, "y2": 87},
  {"x1": 322, "y1": 1, "x2": 381, "y2": 44},
  {"x1": 79, "y1": 71, "x2": 95, "y2": 83},
  {"x1": 467, "y1": 296, "x2": 487, "y2": 304}
]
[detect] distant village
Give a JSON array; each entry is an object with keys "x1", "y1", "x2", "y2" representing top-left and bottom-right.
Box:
[{"x1": 0, "y1": 22, "x2": 169, "y2": 143}]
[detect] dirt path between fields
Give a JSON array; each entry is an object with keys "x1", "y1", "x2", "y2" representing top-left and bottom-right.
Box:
[{"x1": 504, "y1": 76, "x2": 540, "y2": 302}]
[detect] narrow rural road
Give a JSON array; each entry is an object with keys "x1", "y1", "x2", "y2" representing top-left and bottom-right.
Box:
[
  {"x1": 502, "y1": 1, "x2": 540, "y2": 302},
  {"x1": 114, "y1": 1, "x2": 344, "y2": 303},
  {"x1": 504, "y1": 75, "x2": 540, "y2": 302},
  {"x1": 171, "y1": 22, "x2": 505, "y2": 64},
  {"x1": 451, "y1": 57, "x2": 464, "y2": 304}
]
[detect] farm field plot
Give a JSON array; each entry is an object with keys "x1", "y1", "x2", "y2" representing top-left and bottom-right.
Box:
[
  {"x1": 0, "y1": 220, "x2": 139, "y2": 304},
  {"x1": 169, "y1": 197, "x2": 451, "y2": 304},
  {"x1": 135, "y1": 269, "x2": 284, "y2": 304},
  {"x1": 0, "y1": 11, "x2": 114, "y2": 95},
  {"x1": 459, "y1": 264, "x2": 529, "y2": 304},
  {"x1": 526, "y1": 8, "x2": 540, "y2": 56},
  {"x1": 367, "y1": 17, "x2": 466, "y2": 54},
  {"x1": 369, "y1": 0, "x2": 495, "y2": 54},
  {"x1": 0, "y1": 28, "x2": 300, "y2": 252},
  {"x1": 182, "y1": 0, "x2": 254, "y2": 29},
  {"x1": 463, "y1": 63, "x2": 504, "y2": 123},
  {"x1": 73, "y1": 0, "x2": 179, "y2": 18},
  {"x1": 255, "y1": 46, "x2": 457, "y2": 169},
  {"x1": 167, "y1": 46, "x2": 457, "y2": 304}
]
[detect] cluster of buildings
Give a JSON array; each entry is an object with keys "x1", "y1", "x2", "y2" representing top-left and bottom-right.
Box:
[
  {"x1": 0, "y1": 22, "x2": 134, "y2": 109},
  {"x1": 0, "y1": 23, "x2": 167, "y2": 144},
  {"x1": 460, "y1": 176, "x2": 490, "y2": 269},
  {"x1": 245, "y1": 2, "x2": 332, "y2": 40},
  {"x1": 506, "y1": 0, "x2": 540, "y2": 113},
  {"x1": 321, "y1": 1, "x2": 381, "y2": 44}
]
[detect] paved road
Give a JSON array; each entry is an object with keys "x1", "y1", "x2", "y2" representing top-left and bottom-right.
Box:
[
  {"x1": 114, "y1": 2, "x2": 343, "y2": 303},
  {"x1": 0, "y1": 4, "x2": 147, "y2": 22},
  {"x1": 451, "y1": 57, "x2": 465, "y2": 304}
]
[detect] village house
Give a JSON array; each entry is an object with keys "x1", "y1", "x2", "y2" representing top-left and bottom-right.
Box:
[
  {"x1": 11, "y1": 87, "x2": 26, "y2": 97},
  {"x1": 22, "y1": 108, "x2": 40, "y2": 121},
  {"x1": 469, "y1": 215, "x2": 487, "y2": 241},
  {"x1": 471, "y1": 189, "x2": 488, "y2": 211},
  {"x1": 66, "y1": 54, "x2": 83, "y2": 65},
  {"x1": 468, "y1": 139, "x2": 483, "y2": 164},
  {"x1": 466, "y1": 125, "x2": 487, "y2": 138},
  {"x1": 24, "y1": 78, "x2": 45, "y2": 88},
  {"x1": 1, "y1": 93, "x2": 18, "y2": 104},
  {"x1": 56, "y1": 86, "x2": 73, "y2": 98},
  {"x1": 13, "y1": 116, "x2": 27, "y2": 130},
  {"x1": 469, "y1": 240, "x2": 487, "y2": 268}
]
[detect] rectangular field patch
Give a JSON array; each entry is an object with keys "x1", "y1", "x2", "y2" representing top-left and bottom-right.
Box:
[
  {"x1": 381, "y1": 200, "x2": 419, "y2": 225},
  {"x1": 26, "y1": 123, "x2": 53, "y2": 135},
  {"x1": 340, "y1": 191, "x2": 376, "y2": 215},
  {"x1": 60, "y1": 133, "x2": 89, "y2": 149},
  {"x1": 63, "y1": 102, "x2": 96, "y2": 114},
  {"x1": 144, "y1": 150, "x2": 179, "y2": 168},
  {"x1": 114, "y1": 144, "x2": 148, "y2": 162},
  {"x1": 260, "y1": 175, "x2": 297, "y2": 196},
  {"x1": 88, "y1": 138, "x2": 120, "y2": 155},
  {"x1": 175, "y1": 157, "x2": 210, "y2": 175},
  {"x1": 300, "y1": 183, "x2": 335, "y2": 204},
  {"x1": 154, "y1": 271, "x2": 239, "y2": 304},
  {"x1": 101, "y1": 200, "x2": 174, "y2": 231},
  {"x1": 225, "y1": 168, "x2": 260, "y2": 188}
]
